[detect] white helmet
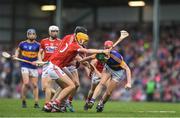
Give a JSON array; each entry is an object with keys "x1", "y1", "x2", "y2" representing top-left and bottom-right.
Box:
[{"x1": 49, "y1": 25, "x2": 59, "y2": 32}]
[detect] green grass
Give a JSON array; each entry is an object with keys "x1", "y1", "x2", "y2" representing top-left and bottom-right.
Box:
[{"x1": 0, "y1": 99, "x2": 180, "y2": 117}]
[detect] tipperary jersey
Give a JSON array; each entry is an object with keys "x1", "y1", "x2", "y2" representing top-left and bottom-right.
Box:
[
  {"x1": 19, "y1": 40, "x2": 40, "y2": 69},
  {"x1": 106, "y1": 50, "x2": 124, "y2": 71}
]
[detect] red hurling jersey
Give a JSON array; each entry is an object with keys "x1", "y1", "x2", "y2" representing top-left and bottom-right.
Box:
[
  {"x1": 49, "y1": 41, "x2": 81, "y2": 68},
  {"x1": 40, "y1": 38, "x2": 61, "y2": 61}
]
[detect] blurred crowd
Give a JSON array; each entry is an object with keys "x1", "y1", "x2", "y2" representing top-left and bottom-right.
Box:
[{"x1": 0, "y1": 23, "x2": 180, "y2": 102}]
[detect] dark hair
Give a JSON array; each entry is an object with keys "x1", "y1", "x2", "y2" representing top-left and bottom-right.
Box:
[{"x1": 74, "y1": 26, "x2": 87, "y2": 34}]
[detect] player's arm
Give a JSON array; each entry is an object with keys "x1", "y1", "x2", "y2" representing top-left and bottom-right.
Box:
[
  {"x1": 38, "y1": 48, "x2": 44, "y2": 61},
  {"x1": 38, "y1": 40, "x2": 45, "y2": 61},
  {"x1": 74, "y1": 54, "x2": 90, "y2": 68},
  {"x1": 90, "y1": 59, "x2": 101, "y2": 78},
  {"x1": 14, "y1": 46, "x2": 21, "y2": 58},
  {"x1": 120, "y1": 61, "x2": 132, "y2": 89},
  {"x1": 79, "y1": 54, "x2": 96, "y2": 63},
  {"x1": 78, "y1": 48, "x2": 109, "y2": 55},
  {"x1": 111, "y1": 54, "x2": 131, "y2": 89}
]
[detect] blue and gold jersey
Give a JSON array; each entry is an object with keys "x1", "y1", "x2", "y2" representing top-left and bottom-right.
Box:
[
  {"x1": 19, "y1": 40, "x2": 40, "y2": 69},
  {"x1": 106, "y1": 50, "x2": 124, "y2": 71}
]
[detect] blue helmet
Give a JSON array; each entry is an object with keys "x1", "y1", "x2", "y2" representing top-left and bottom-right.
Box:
[{"x1": 27, "y1": 29, "x2": 36, "y2": 35}]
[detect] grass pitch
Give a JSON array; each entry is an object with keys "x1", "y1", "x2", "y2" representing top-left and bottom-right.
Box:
[{"x1": 0, "y1": 99, "x2": 179, "y2": 117}]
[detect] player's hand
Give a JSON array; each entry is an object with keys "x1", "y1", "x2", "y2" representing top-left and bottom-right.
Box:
[
  {"x1": 12, "y1": 55, "x2": 17, "y2": 59},
  {"x1": 125, "y1": 82, "x2": 131, "y2": 90},
  {"x1": 102, "y1": 49, "x2": 110, "y2": 56},
  {"x1": 82, "y1": 61, "x2": 89, "y2": 66},
  {"x1": 35, "y1": 61, "x2": 47, "y2": 66},
  {"x1": 31, "y1": 61, "x2": 37, "y2": 66}
]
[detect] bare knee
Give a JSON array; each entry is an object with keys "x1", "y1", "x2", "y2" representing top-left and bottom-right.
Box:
[
  {"x1": 32, "y1": 83, "x2": 38, "y2": 89},
  {"x1": 42, "y1": 79, "x2": 51, "y2": 91},
  {"x1": 23, "y1": 83, "x2": 29, "y2": 88},
  {"x1": 75, "y1": 83, "x2": 80, "y2": 89},
  {"x1": 69, "y1": 83, "x2": 76, "y2": 91},
  {"x1": 99, "y1": 82, "x2": 106, "y2": 88},
  {"x1": 106, "y1": 90, "x2": 113, "y2": 96}
]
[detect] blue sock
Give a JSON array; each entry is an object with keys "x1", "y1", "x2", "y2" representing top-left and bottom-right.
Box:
[{"x1": 90, "y1": 98, "x2": 95, "y2": 103}]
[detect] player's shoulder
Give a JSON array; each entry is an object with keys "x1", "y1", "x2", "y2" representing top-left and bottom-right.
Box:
[
  {"x1": 40, "y1": 38, "x2": 50, "y2": 45},
  {"x1": 41, "y1": 38, "x2": 49, "y2": 42},
  {"x1": 57, "y1": 38, "x2": 61, "y2": 40},
  {"x1": 19, "y1": 40, "x2": 27, "y2": 45},
  {"x1": 62, "y1": 34, "x2": 74, "y2": 40},
  {"x1": 110, "y1": 50, "x2": 123, "y2": 59},
  {"x1": 110, "y1": 50, "x2": 119, "y2": 54},
  {"x1": 34, "y1": 41, "x2": 40, "y2": 46},
  {"x1": 70, "y1": 42, "x2": 81, "y2": 50},
  {"x1": 56, "y1": 38, "x2": 62, "y2": 42},
  {"x1": 71, "y1": 42, "x2": 80, "y2": 46}
]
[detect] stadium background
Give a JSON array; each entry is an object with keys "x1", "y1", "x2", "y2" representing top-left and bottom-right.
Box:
[{"x1": 0, "y1": 0, "x2": 180, "y2": 103}]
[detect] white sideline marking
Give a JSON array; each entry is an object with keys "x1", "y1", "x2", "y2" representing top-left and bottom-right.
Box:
[{"x1": 138, "y1": 110, "x2": 176, "y2": 113}]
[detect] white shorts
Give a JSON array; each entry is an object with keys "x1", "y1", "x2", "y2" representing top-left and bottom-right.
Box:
[
  {"x1": 66, "y1": 65, "x2": 77, "y2": 72},
  {"x1": 44, "y1": 62, "x2": 66, "y2": 80},
  {"x1": 104, "y1": 64, "x2": 125, "y2": 82},
  {"x1": 41, "y1": 64, "x2": 50, "y2": 79},
  {"x1": 91, "y1": 72, "x2": 100, "y2": 84},
  {"x1": 21, "y1": 67, "x2": 38, "y2": 78}
]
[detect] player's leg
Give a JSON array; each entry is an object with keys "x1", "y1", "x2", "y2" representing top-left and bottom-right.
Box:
[
  {"x1": 51, "y1": 87, "x2": 62, "y2": 101},
  {"x1": 43, "y1": 82, "x2": 66, "y2": 112},
  {"x1": 84, "y1": 83, "x2": 98, "y2": 111},
  {"x1": 63, "y1": 66, "x2": 80, "y2": 100},
  {"x1": 21, "y1": 67, "x2": 30, "y2": 108},
  {"x1": 87, "y1": 73, "x2": 101, "y2": 101},
  {"x1": 69, "y1": 69, "x2": 80, "y2": 99},
  {"x1": 96, "y1": 79, "x2": 118, "y2": 112},
  {"x1": 88, "y1": 83, "x2": 98, "y2": 102},
  {"x1": 52, "y1": 74, "x2": 75, "y2": 108},
  {"x1": 62, "y1": 66, "x2": 79, "y2": 112},
  {"x1": 42, "y1": 65, "x2": 57, "y2": 105},
  {"x1": 84, "y1": 72, "x2": 100, "y2": 110},
  {"x1": 88, "y1": 70, "x2": 110, "y2": 108},
  {"x1": 42, "y1": 77, "x2": 54, "y2": 104},
  {"x1": 44, "y1": 63, "x2": 75, "y2": 112},
  {"x1": 67, "y1": 69, "x2": 79, "y2": 112},
  {"x1": 30, "y1": 69, "x2": 40, "y2": 108},
  {"x1": 96, "y1": 69, "x2": 125, "y2": 112}
]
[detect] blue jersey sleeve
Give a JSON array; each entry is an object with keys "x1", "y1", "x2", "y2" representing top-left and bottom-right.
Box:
[{"x1": 18, "y1": 41, "x2": 24, "y2": 50}]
